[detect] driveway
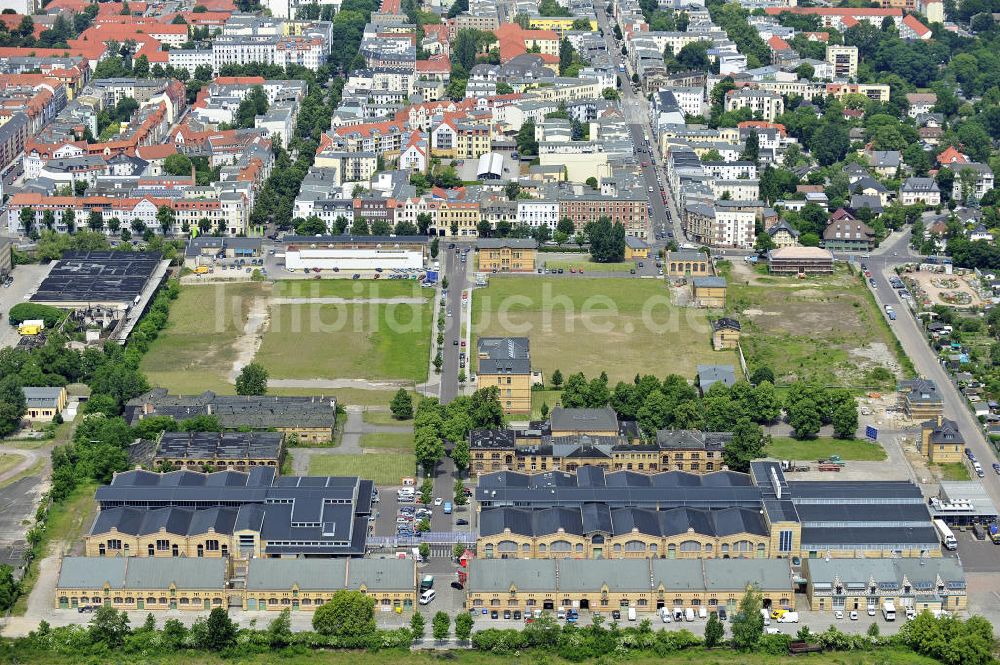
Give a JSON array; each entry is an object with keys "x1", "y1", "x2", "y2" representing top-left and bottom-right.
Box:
[{"x1": 0, "y1": 264, "x2": 52, "y2": 348}]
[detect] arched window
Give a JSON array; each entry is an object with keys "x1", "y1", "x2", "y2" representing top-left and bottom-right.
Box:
[
  {"x1": 498, "y1": 540, "x2": 518, "y2": 553},
  {"x1": 680, "y1": 540, "x2": 701, "y2": 553},
  {"x1": 550, "y1": 540, "x2": 572, "y2": 552},
  {"x1": 756, "y1": 543, "x2": 766, "y2": 558},
  {"x1": 624, "y1": 540, "x2": 646, "y2": 552},
  {"x1": 484, "y1": 544, "x2": 494, "y2": 558}
]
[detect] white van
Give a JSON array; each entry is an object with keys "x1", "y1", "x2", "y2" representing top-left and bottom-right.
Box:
[
  {"x1": 627, "y1": 607, "x2": 637, "y2": 621},
  {"x1": 760, "y1": 609, "x2": 771, "y2": 626},
  {"x1": 419, "y1": 589, "x2": 436, "y2": 605},
  {"x1": 684, "y1": 608, "x2": 695, "y2": 622}
]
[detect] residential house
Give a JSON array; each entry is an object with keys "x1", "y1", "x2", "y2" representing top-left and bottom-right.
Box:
[
  {"x1": 477, "y1": 238, "x2": 537, "y2": 272},
  {"x1": 898, "y1": 379, "x2": 943, "y2": 421},
  {"x1": 476, "y1": 337, "x2": 533, "y2": 414},
  {"x1": 712, "y1": 318, "x2": 741, "y2": 351},
  {"x1": 22, "y1": 386, "x2": 67, "y2": 421},
  {"x1": 920, "y1": 416, "x2": 963, "y2": 464},
  {"x1": 767, "y1": 220, "x2": 799, "y2": 248},
  {"x1": 692, "y1": 276, "x2": 727, "y2": 308},
  {"x1": 822, "y1": 217, "x2": 875, "y2": 252},
  {"x1": 900, "y1": 177, "x2": 940, "y2": 206}
]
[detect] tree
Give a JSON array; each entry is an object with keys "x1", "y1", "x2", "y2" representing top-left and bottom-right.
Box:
[
  {"x1": 454, "y1": 612, "x2": 474, "y2": 641},
  {"x1": 809, "y1": 120, "x2": 850, "y2": 166},
  {"x1": 751, "y1": 381, "x2": 781, "y2": 424},
  {"x1": 724, "y1": 419, "x2": 769, "y2": 472},
  {"x1": 87, "y1": 210, "x2": 104, "y2": 232},
  {"x1": 371, "y1": 218, "x2": 391, "y2": 235},
  {"x1": 637, "y1": 390, "x2": 670, "y2": 437},
  {"x1": 267, "y1": 608, "x2": 293, "y2": 648},
  {"x1": 587, "y1": 217, "x2": 626, "y2": 263},
  {"x1": 89, "y1": 606, "x2": 130, "y2": 649},
  {"x1": 235, "y1": 362, "x2": 268, "y2": 395},
  {"x1": 0, "y1": 565, "x2": 18, "y2": 611},
  {"x1": 410, "y1": 611, "x2": 426, "y2": 640},
  {"x1": 453, "y1": 477, "x2": 467, "y2": 505},
  {"x1": 787, "y1": 397, "x2": 822, "y2": 439},
  {"x1": 832, "y1": 400, "x2": 858, "y2": 439},
  {"x1": 741, "y1": 129, "x2": 759, "y2": 165},
  {"x1": 551, "y1": 368, "x2": 563, "y2": 388},
  {"x1": 432, "y1": 611, "x2": 450, "y2": 640},
  {"x1": 18, "y1": 207, "x2": 34, "y2": 236},
  {"x1": 419, "y1": 542, "x2": 431, "y2": 559},
  {"x1": 415, "y1": 426, "x2": 445, "y2": 475},
  {"x1": 390, "y1": 388, "x2": 414, "y2": 419},
  {"x1": 312, "y1": 590, "x2": 376, "y2": 636},
  {"x1": 350, "y1": 216, "x2": 370, "y2": 235},
  {"x1": 161, "y1": 618, "x2": 188, "y2": 650},
  {"x1": 730, "y1": 586, "x2": 764, "y2": 651},
  {"x1": 156, "y1": 205, "x2": 175, "y2": 236},
  {"x1": 163, "y1": 153, "x2": 193, "y2": 176},
  {"x1": 199, "y1": 608, "x2": 237, "y2": 651},
  {"x1": 452, "y1": 437, "x2": 470, "y2": 476},
  {"x1": 705, "y1": 611, "x2": 724, "y2": 648}
]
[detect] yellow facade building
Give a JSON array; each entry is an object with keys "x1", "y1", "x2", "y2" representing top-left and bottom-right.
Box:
[
  {"x1": 692, "y1": 276, "x2": 727, "y2": 308},
  {"x1": 477, "y1": 238, "x2": 537, "y2": 272},
  {"x1": 665, "y1": 249, "x2": 711, "y2": 277},
  {"x1": 244, "y1": 558, "x2": 416, "y2": 612},
  {"x1": 898, "y1": 379, "x2": 944, "y2": 421},
  {"x1": 920, "y1": 416, "x2": 964, "y2": 464},
  {"x1": 527, "y1": 16, "x2": 598, "y2": 34},
  {"x1": 23, "y1": 386, "x2": 67, "y2": 421},
  {"x1": 476, "y1": 337, "x2": 533, "y2": 414},
  {"x1": 624, "y1": 235, "x2": 650, "y2": 260},
  {"x1": 712, "y1": 318, "x2": 741, "y2": 351},
  {"x1": 467, "y1": 558, "x2": 795, "y2": 614},
  {"x1": 804, "y1": 558, "x2": 966, "y2": 615},
  {"x1": 55, "y1": 557, "x2": 226, "y2": 611}
]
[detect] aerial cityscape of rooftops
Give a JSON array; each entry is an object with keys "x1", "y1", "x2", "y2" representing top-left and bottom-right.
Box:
[{"x1": 1, "y1": 0, "x2": 1000, "y2": 661}]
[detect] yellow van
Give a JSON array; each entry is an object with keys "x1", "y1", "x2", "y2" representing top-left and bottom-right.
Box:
[{"x1": 193, "y1": 266, "x2": 210, "y2": 275}]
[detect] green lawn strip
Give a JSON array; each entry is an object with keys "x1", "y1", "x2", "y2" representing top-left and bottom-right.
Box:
[
  {"x1": 362, "y1": 410, "x2": 411, "y2": 426},
  {"x1": 359, "y1": 432, "x2": 413, "y2": 450},
  {"x1": 256, "y1": 300, "x2": 432, "y2": 382},
  {"x1": 766, "y1": 436, "x2": 887, "y2": 462},
  {"x1": 935, "y1": 462, "x2": 971, "y2": 481},
  {"x1": 0, "y1": 453, "x2": 23, "y2": 476},
  {"x1": 308, "y1": 453, "x2": 415, "y2": 485},
  {"x1": 542, "y1": 260, "x2": 634, "y2": 273},
  {"x1": 272, "y1": 279, "x2": 430, "y2": 299},
  {"x1": 12, "y1": 482, "x2": 98, "y2": 616}
]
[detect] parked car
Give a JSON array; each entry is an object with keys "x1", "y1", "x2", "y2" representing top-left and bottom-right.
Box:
[
  {"x1": 850, "y1": 611, "x2": 858, "y2": 620},
  {"x1": 503, "y1": 610, "x2": 511, "y2": 620},
  {"x1": 611, "y1": 610, "x2": 621, "y2": 621},
  {"x1": 456, "y1": 518, "x2": 469, "y2": 525},
  {"x1": 717, "y1": 608, "x2": 727, "y2": 621},
  {"x1": 834, "y1": 610, "x2": 843, "y2": 620}
]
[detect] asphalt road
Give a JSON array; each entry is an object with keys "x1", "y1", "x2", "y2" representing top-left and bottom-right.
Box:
[
  {"x1": 439, "y1": 242, "x2": 469, "y2": 405},
  {"x1": 595, "y1": 8, "x2": 685, "y2": 247},
  {"x1": 861, "y1": 230, "x2": 1000, "y2": 513}
]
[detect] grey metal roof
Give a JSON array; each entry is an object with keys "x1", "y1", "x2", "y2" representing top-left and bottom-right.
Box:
[
  {"x1": 800, "y1": 526, "x2": 939, "y2": 549},
  {"x1": 23, "y1": 386, "x2": 63, "y2": 409},
  {"x1": 654, "y1": 430, "x2": 731, "y2": 451},
  {"x1": 804, "y1": 557, "x2": 964, "y2": 588},
  {"x1": 57, "y1": 557, "x2": 225, "y2": 590},
  {"x1": 246, "y1": 559, "x2": 347, "y2": 591},
  {"x1": 697, "y1": 365, "x2": 736, "y2": 390},
  {"x1": 346, "y1": 558, "x2": 416, "y2": 591},
  {"x1": 476, "y1": 238, "x2": 537, "y2": 249},
  {"x1": 693, "y1": 276, "x2": 727, "y2": 288},
  {"x1": 467, "y1": 559, "x2": 557, "y2": 593},
  {"x1": 470, "y1": 559, "x2": 793, "y2": 595},
  {"x1": 549, "y1": 407, "x2": 618, "y2": 433},
  {"x1": 898, "y1": 379, "x2": 942, "y2": 404}
]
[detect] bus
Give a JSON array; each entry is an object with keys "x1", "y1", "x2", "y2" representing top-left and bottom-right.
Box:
[{"x1": 933, "y1": 519, "x2": 958, "y2": 550}]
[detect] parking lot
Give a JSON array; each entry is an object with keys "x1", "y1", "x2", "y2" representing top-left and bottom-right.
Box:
[
  {"x1": 0, "y1": 263, "x2": 52, "y2": 348},
  {"x1": 950, "y1": 529, "x2": 1000, "y2": 572}
]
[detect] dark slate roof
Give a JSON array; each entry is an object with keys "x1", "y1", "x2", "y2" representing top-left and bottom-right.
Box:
[
  {"x1": 469, "y1": 429, "x2": 516, "y2": 449},
  {"x1": 32, "y1": 251, "x2": 162, "y2": 304},
  {"x1": 156, "y1": 431, "x2": 283, "y2": 461},
  {"x1": 125, "y1": 389, "x2": 336, "y2": 430},
  {"x1": 549, "y1": 407, "x2": 618, "y2": 432},
  {"x1": 654, "y1": 430, "x2": 732, "y2": 451},
  {"x1": 899, "y1": 379, "x2": 942, "y2": 404},
  {"x1": 479, "y1": 505, "x2": 768, "y2": 538},
  {"x1": 693, "y1": 276, "x2": 727, "y2": 288},
  {"x1": 923, "y1": 417, "x2": 963, "y2": 445},
  {"x1": 92, "y1": 468, "x2": 373, "y2": 557},
  {"x1": 713, "y1": 317, "x2": 741, "y2": 332},
  {"x1": 767, "y1": 219, "x2": 799, "y2": 238},
  {"x1": 477, "y1": 337, "x2": 531, "y2": 375}
]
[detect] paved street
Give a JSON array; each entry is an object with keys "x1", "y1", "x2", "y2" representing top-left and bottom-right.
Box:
[{"x1": 439, "y1": 242, "x2": 470, "y2": 405}]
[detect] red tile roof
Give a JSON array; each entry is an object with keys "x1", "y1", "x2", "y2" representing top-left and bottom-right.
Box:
[{"x1": 902, "y1": 14, "x2": 931, "y2": 37}]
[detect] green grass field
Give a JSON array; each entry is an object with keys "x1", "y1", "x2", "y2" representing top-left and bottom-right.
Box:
[
  {"x1": 766, "y1": 436, "x2": 887, "y2": 461},
  {"x1": 0, "y1": 647, "x2": 943, "y2": 665},
  {"x1": 141, "y1": 283, "x2": 263, "y2": 394},
  {"x1": 308, "y1": 453, "x2": 415, "y2": 484},
  {"x1": 256, "y1": 299, "x2": 432, "y2": 381},
  {"x1": 543, "y1": 260, "x2": 634, "y2": 273},
  {"x1": 473, "y1": 278, "x2": 731, "y2": 384},
  {"x1": 273, "y1": 279, "x2": 428, "y2": 299},
  {"x1": 935, "y1": 462, "x2": 971, "y2": 480},
  {"x1": 359, "y1": 432, "x2": 413, "y2": 450},
  {"x1": 726, "y1": 266, "x2": 906, "y2": 391},
  {"x1": 531, "y1": 389, "x2": 564, "y2": 419},
  {"x1": 362, "y1": 410, "x2": 410, "y2": 425}
]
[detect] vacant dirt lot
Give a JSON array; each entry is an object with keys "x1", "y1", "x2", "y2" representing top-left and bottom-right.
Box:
[{"x1": 724, "y1": 264, "x2": 902, "y2": 390}]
